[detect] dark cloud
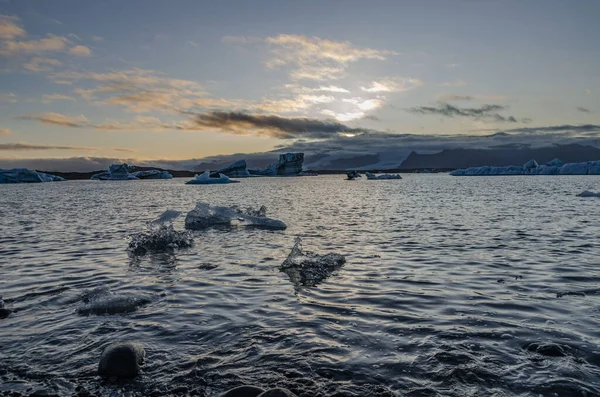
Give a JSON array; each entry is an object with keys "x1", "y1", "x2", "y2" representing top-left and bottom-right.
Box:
[
  {"x1": 188, "y1": 111, "x2": 370, "y2": 139},
  {"x1": 506, "y1": 124, "x2": 600, "y2": 134},
  {"x1": 0, "y1": 142, "x2": 95, "y2": 151},
  {"x1": 408, "y1": 103, "x2": 525, "y2": 123},
  {"x1": 576, "y1": 107, "x2": 591, "y2": 113}
]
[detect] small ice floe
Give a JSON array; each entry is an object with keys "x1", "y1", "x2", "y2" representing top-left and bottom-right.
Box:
[
  {"x1": 346, "y1": 171, "x2": 361, "y2": 180},
  {"x1": 184, "y1": 203, "x2": 287, "y2": 230},
  {"x1": 365, "y1": 172, "x2": 402, "y2": 180},
  {"x1": 128, "y1": 210, "x2": 193, "y2": 255},
  {"x1": 0, "y1": 168, "x2": 66, "y2": 183},
  {"x1": 577, "y1": 191, "x2": 600, "y2": 198},
  {"x1": 280, "y1": 237, "x2": 345, "y2": 287},
  {"x1": 185, "y1": 171, "x2": 240, "y2": 185},
  {"x1": 77, "y1": 287, "x2": 151, "y2": 316}
]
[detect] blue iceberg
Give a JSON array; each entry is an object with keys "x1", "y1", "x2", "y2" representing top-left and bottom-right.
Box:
[
  {"x1": 91, "y1": 163, "x2": 172, "y2": 180},
  {"x1": 249, "y1": 153, "x2": 304, "y2": 176},
  {"x1": 451, "y1": 159, "x2": 600, "y2": 176},
  {"x1": 0, "y1": 168, "x2": 66, "y2": 184},
  {"x1": 186, "y1": 171, "x2": 240, "y2": 185},
  {"x1": 211, "y1": 160, "x2": 251, "y2": 178},
  {"x1": 365, "y1": 172, "x2": 402, "y2": 180}
]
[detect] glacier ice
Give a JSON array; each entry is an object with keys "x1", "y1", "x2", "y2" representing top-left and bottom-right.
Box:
[
  {"x1": 451, "y1": 159, "x2": 600, "y2": 176},
  {"x1": 77, "y1": 287, "x2": 152, "y2": 316},
  {"x1": 248, "y1": 152, "x2": 304, "y2": 176},
  {"x1": 280, "y1": 237, "x2": 346, "y2": 287},
  {"x1": 0, "y1": 168, "x2": 66, "y2": 183},
  {"x1": 91, "y1": 163, "x2": 172, "y2": 180},
  {"x1": 128, "y1": 210, "x2": 193, "y2": 255},
  {"x1": 346, "y1": 171, "x2": 362, "y2": 180},
  {"x1": 211, "y1": 159, "x2": 251, "y2": 178},
  {"x1": 186, "y1": 171, "x2": 240, "y2": 185},
  {"x1": 577, "y1": 191, "x2": 600, "y2": 198},
  {"x1": 365, "y1": 172, "x2": 402, "y2": 180},
  {"x1": 184, "y1": 203, "x2": 287, "y2": 230}
]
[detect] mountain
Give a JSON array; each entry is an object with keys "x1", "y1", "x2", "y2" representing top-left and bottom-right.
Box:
[{"x1": 399, "y1": 144, "x2": 600, "y2": 169}]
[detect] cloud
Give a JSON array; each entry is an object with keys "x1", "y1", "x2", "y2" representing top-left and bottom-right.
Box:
[
  {"x1": 42, "y1": 93, "x2": 75, "y2": 102},
  {"x1": 16, "y1": 112, "x2": 89, "y2": 127},
  {"x1": 0, "y1": 128, "x2": 10, "y2": 135},
  {"x1": 442, "y1": 79, "x2": 467, "y2": 87},
  {"x1": 408, "y1": 103, "x2": 526, "y2": 123},
  {"x1": 585, "y1": 89, "x2": 591, "y2": 95},
  {"x1": 187, "y1": 111, "x2": 370, "y2": 139},
  {"x1": 187, "y1": 40, "x2": 198, "y2": 47},
  {"x1": 576, "y1": 106, "x2": 591, "y2": 113},
  {"x1": 230, "y1": 34, "x2": 396, "y2": 80},
  {"x1": 69, "y1": 45, "x2": 91, "y2": 56},
  {"x1": 0, "y1": 15, "x2": 26, "y2": 40},
  {"x1": 437, "y1": 93, "x2": 509, "y2": 102},
  {"x1": 361, "y1": 78, "x2": 422, "y2": 93},
  {"x1": 446, "y1": 63, "x2": 459, "y2": 68},
  {"x1": 91, "y1": 36, "x2": 103, "y2": 42},
  {"x1": 0, "y1": 92, "x2": 17, "y2": 103},
  {"x1": 22, "y1": 56, "x2": 62, "y2": 72},
  {"x1": 505, "y1": 124, "x2": 600, "y2": 135},
  {"x1": 0, "y1": 142, "x2": 95, "y2": 151},
  {"x1": 317, "y1": 85, "x2": 349, "y2": 93},
  {"x1": 1, "y1": 34, "x2": 69, "y2": 56}
]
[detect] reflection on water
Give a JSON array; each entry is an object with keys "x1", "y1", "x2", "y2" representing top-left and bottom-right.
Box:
[{"x1": 1, "y1": 175, "x2": 600, "y2": 396}]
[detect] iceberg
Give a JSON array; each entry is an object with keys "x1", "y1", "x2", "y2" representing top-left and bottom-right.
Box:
[
  {"x1": 346, "y1": 171, "x2": 361, "y2": 180},
  {"x1": 77, "y1": 287, "x2": 151, "y2": 316},
  {"x1": 451, "y1": 159, "x2": 600, "y2": 176},
  {"x1": 248, "y1": 153, "x2": 304, "y2": 176},
  {"x1": 184, "y1": 203, "x2": 287, "y2": 230},
  {"x1": 365, "y1": 172, "x2": 402, "y2": 180},
  {"x1": 577, "y1": 191, "x2": 600, "y2": 198},
  {"x1": 0, "y1": 168, "x2": 66, "y2": 183},
  {"x1": 211, "y1": 159, "x2": 251, "y2": 178},
  {"x1": 131, "y1": 169, "x2": 173, "y2": 179},
  {"x1": 128, "y1": 210, "x2": 193, "y2": 255},
  {"x1": 185, "y1": 171, "x2": 240, "y2": 184},
  {"x1": 91, "y1": 163, "x2": 172, "y2": 180},
  {"x1": 280, "y1": 237, "x2": 346, "y2": 287}
]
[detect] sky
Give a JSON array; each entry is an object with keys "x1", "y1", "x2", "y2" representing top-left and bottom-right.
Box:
[{"x1": 1, "y1": 0, "x2": 599, "y2": 170}]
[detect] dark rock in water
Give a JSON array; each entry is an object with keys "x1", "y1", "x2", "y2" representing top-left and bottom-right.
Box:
[
  {"x1": 524, "y1": 342, "x2": 572, "y2": 357},
  {"x1": 258, "y1": 389, "x2": 297, "y2": 397},
  {"x1": 280, "y1": 237, "x2": 345, "y2": 287},
  {"x1": 211, "y1": 160, "x2": 251, "y2": 178},
  {"x1": 0, "y1": 308, "x2": 12, "y2": 319},
  {"x1": 98, "y1": 342, "x2": 145, "y2": 378},
  {"x1": 219, "y1": 385, "x2": 265, "y2": 397}
]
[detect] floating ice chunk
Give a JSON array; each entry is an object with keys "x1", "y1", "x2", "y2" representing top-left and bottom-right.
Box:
[
  {"x1": 184, "y1": 203, "x2": 287, "y2": 230},
  {"x1": 546, "y1": 158, "x2": 563, "y2": 167},
  {"x1": 0, "y1": 168, "x2": 66, "y2": 183},
  {"x1": 451, "y1": 159, "x2": 600, "y2": 176},
  {"x1": 77, "y1": 287, "x2": 151, "y2": 315},
  {"x1": 346, "y1": 171, "x2": 361, "y2": 180},
  {"x1": 131, "y1": 169, "x2": 173, "y2": 179},
  {"x1": 280, "y1": 237, "x2": 346, "y2": 287},
  {"x1": 129, "y1": 210, "x2": 192, "y2": 255},
  {"x1": 186, "y1": 171, "x2": 240, "y2": 185},
  {"x1": 365, "y1": 172, "x2": 402, "y2": 180},
  {"x1": 523, "y1": 159, "x2": 538, "y2": 170},
  {"x1": 577, "y1": 191, "x2": 600, "y2": 198}
]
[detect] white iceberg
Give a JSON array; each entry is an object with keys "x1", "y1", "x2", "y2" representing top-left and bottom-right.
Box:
[
  {"x1": 184, "y1": 203, "x2": 286, "y2": 230},
  {"x1": 0, "y1": 168, "x2": 66, "y2": 183},
  {"x1": 451, "y1": 159, "x2": 600, "y2": 176},
  {"x1": 365, "y1": 172, "x2": 402, "y2": 180},
  {"x1": 577, "y1": 191, "x2": 600, "y2": 198},
  {"x1": 131, "y1": 169, "x2": 173, "y2": 179},
  {"x1": 185, "y1": 171, "x2": 240, "y2": 185},
  {"x1": 280, "y1": 237, "x2": 346, "y2": 287}
]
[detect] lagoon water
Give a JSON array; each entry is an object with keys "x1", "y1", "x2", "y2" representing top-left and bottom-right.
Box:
[{"x1": 1, "y1": 175, "x2": 600, "y2": 396}]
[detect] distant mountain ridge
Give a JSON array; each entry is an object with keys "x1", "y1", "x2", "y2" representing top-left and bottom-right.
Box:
[{"x1": 399, "y1": 144, "x2": 600, "y2": 169}]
